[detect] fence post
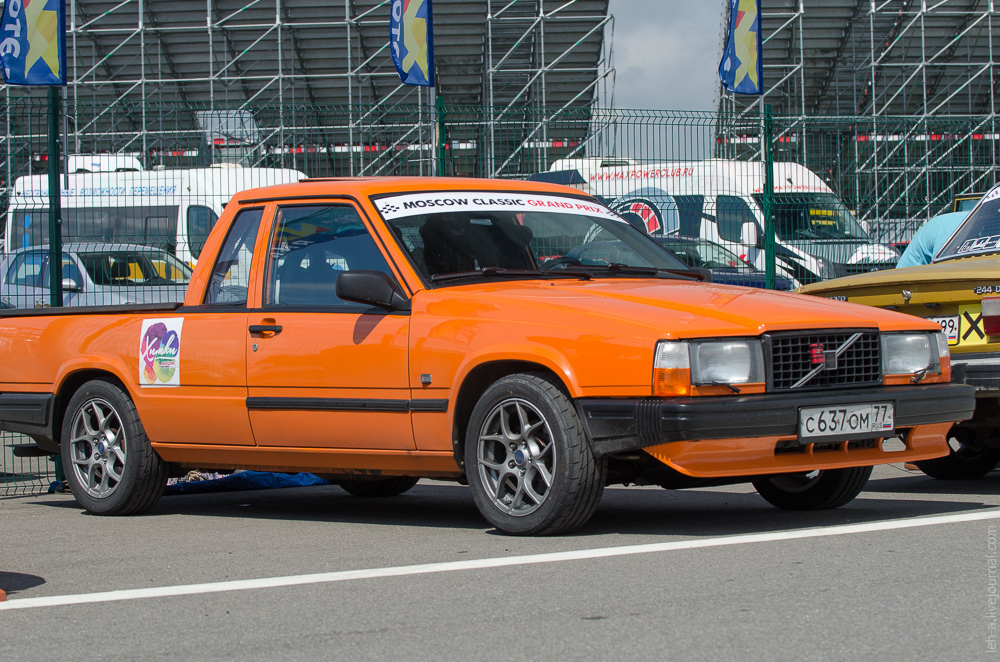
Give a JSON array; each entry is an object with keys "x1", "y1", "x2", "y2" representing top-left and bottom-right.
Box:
[
  {"x1": 762, "y1": 104, "x2": 776, "y2": 290},
  {"x1": 436, "y1": 95, "x2": 446, "y2": 176},
  {"x1": 47, "y1": 87, "x2": 63, "y2": 308}
]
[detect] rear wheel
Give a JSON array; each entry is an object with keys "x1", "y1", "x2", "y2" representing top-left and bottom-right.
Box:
[
  {"x1": 914, "y1": 430, "x2": 1000, "y2": 480},
  {"x1": 61, "y1": 379, "x2": 166, "y2": 515},
  {"x1": 752, "y1": 466, "x2": 872, "y2": 511},
  {"x1": 339, "y1": 476, "x2": 419, "y2": 497},
  {"x1": 465, "y1": 373, "x2": 605, "y2": 536}
]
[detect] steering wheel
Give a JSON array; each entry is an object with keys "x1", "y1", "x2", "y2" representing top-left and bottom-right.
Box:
[{"x1": 541, "y1": 256, "x2": 584, "y2": 271}]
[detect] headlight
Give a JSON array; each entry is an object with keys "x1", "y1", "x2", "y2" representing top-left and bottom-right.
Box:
[
  {"x1": 690, "y1": 340, "x2": 765, "y2": 385},
  {"x1": 881, "y1": 332, "x2": 940, "y2": 376},
  {"x1": 654, "y1": 339, "x2": 764, "y2": 395},
  {"x1": 814, "y1": 256, "x2": 837, "y2": 280}
]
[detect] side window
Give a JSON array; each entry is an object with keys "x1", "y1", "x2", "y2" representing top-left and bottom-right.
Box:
[
  {"x1": 266, "y1": 204, "x2": 393, "y2": 307},
  {"x1": 675, "y1": 195, "x2": 705, "y2": 238},
  {"x1": 9, "y1": 252, "x2": 47, "y2": 287},
  {"x1": 717, "y1": 195, "x2": 759, "y2": 244},
  {"x1": 204, "y1": 208, "x2": 265, "y2": 305},
  {"x1": 4, "y1": 254, "x2": 25, "y2": 284},
  {"x1": 187, "y1": 206, "x2": 218, "y2": 260}
]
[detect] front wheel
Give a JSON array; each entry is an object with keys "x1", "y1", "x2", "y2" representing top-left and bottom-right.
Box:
[
  {"x1": 465, "y1": 373, "x2": 606, "y2": 536},
  {"x1": 752, "y1": 466, "x2": 872, "y2": 511},
  {"x1": 914, "y1": 430, "x2": 1000, "y2": 480},
  {"x1": 61, "y1": 379, "x2": 166, "y2": 515}
]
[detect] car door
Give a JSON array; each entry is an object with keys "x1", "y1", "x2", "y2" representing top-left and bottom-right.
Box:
[
  {"x1": 136, "y1": 206, "x2": 267, "y2": 446},
  {"x1": 246, "y1": 202, "x2": 414, "y2": 450}
]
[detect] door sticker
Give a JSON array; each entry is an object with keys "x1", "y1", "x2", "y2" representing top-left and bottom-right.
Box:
[{"x1": 139, "y1": 318, "x2": 184, "y2": 387}]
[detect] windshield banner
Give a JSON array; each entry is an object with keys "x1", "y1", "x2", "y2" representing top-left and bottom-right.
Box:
[{"x1": 373, "y1": 192, "x2": 623, "y2": 222}]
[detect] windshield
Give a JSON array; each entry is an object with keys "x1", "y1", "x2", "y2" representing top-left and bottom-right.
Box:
[
  {"x1": 752, "y1": 193, "x2": 869, "y2": 241},
  {"x1": 373, "y1": 191, "x2": 689, "y2": 284},
  {"x1": 77, "y1": 250, "x2": 192, "y2": 286},
  {"x1": 657, "y1": 238, "x2": 752, "y2": 271},
  {"x1": 936, "y1": 190, "x2": 1000, "y2": 261}
]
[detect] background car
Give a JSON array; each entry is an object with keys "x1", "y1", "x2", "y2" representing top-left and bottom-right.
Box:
[
  {"x1": 799, "y1": 186, "x2": 1000, "y2": 479},
  {"x1": 652, "y1": 236, "x2": 798, "y2": 290},
  {"x1": 0, "y1": 243, "x2": 192, "y2": 308}
]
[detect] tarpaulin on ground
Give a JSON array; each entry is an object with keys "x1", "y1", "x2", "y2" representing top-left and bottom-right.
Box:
[{"x1": 164, "y1": 471, "x2": 330, "y2": 495}]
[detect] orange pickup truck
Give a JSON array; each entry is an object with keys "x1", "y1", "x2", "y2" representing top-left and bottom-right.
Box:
[{"x1": 0, "y1": 177, "x2": 975, "y2": 535}]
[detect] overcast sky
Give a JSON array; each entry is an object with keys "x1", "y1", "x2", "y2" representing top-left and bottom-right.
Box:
[{"x1": 608, "y1": 0, "x2": 728, "y2": 111}]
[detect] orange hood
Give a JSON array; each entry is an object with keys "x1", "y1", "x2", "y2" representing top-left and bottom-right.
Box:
[{"x1": 414, "y1": 278, "x2": 939, "y2": 339}]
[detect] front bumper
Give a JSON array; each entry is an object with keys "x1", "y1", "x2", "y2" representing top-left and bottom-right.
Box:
[
  {"x1": 950, "y1": 352, "x2": 1000, "y2": 392},
  {"x1": 576, "y1": 383, "x2": 975, "y2": 458}
]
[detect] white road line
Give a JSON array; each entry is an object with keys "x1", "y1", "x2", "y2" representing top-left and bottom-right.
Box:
[{"x1": 3, "y1": 509, "x2": 999, "y2": 612}]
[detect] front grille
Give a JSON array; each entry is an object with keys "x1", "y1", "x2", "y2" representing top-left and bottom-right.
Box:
[{"x1": 767, "y1": 330, "x2": 881, "y2": 391}]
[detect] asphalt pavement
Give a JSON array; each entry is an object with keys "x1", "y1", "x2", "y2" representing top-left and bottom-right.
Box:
[{"x1": 2, "y1": 463, "x2": 998, "y2": 661}]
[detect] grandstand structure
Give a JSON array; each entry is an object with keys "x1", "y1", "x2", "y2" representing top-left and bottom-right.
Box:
[
  {"x1": 1, "y1": 0, "x2": 613, "y2": 180},
  {"x1": 716, "y1": 0, "x2": 1000, "y2": 234}
]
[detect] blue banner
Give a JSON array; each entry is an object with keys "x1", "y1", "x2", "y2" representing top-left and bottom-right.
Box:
[
  {"x1": 718, "y1": 0, "x2": 761, "y2": 95},
  {"x1": 390, "y1": 0, "x2": 435, "y2": 87},
  {"x1": 0, "y1": 0, "x2": 66, "y2": 86}
]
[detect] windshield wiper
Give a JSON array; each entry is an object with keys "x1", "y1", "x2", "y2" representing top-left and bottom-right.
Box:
[
  {"x1": 431, "y1": 267, "x2": 591, "y2": 283},
  {"x1": 582, "y1": 263, "x2": 705, "y2": 281}
]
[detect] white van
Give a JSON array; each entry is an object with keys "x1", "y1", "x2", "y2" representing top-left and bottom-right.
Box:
[
  {"x1": 5, "y1": 163, "x2": 307, "y2": 264},
  {"x1": 539, "y1": 158, "x2": 899, "y2": 284}
]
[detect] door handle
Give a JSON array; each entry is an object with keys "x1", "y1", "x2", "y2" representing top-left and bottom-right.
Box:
[{"x1": 248, "y1": 324, "x2": 283, "y2": 335}]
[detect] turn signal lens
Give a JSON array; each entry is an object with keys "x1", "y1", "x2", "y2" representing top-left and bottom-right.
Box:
[
  {"x1": 933, "y1": 332, "x2": 950, "y2": 360},
  {"x1": 653, "y1": 341, "x2": 691, "y2": 396},
  {"x1": 982, "y1": 297, "x2": 1000, "y2": 336}
]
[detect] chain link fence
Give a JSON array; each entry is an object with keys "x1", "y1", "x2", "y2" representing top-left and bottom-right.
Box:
[{"x1": 1, "y1": 97, "x2": 998, "y2": 494}]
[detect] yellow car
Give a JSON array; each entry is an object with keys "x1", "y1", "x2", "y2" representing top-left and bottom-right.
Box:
[{"x1": 801, "y1": 187, "x2": 1000, "y2": 479}]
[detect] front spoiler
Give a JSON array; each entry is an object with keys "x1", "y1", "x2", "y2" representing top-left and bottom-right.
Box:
[{"x1": 576, "y1": 383, "x2": 975, "y2": 458}]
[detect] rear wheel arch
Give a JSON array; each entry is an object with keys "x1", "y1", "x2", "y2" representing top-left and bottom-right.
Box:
[
  {"x1": 452, "y1": 361, "x2": 572, "y2": 471},
  {"x1": 53, "y1": 369, "x2": 130, "y2": 446}
]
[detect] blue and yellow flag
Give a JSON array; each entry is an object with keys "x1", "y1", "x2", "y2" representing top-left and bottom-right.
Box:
[
  {"x1": 390, "y1": 0, "x2": 434, "y2": 87},
  {"x1": 0, "y1": 0, "x2": 66, "y2": 86},
  {"x1": 718, "y1": 0, "x2": 761, "y2": 95}
]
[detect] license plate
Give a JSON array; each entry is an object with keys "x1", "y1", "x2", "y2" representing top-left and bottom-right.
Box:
[
  {"x1": 798, "y1": 403, "x2": 894, "y2": 441},
  {"x1": 928, "y1": 315, "x2": 960, "y2": 344}
]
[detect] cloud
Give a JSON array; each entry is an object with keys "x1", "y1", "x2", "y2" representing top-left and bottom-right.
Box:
[{"x1": 609, "y1": 0, "x2": 726, "y2": 111}]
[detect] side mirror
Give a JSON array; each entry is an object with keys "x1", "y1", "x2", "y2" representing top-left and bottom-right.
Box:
[
  {"x1": 61, "y1": 278, "x2": 81, "y2": 293},
  {"x1": 740, "y1": 222, "x2": 760, "y2": 247},
  {"x1": 335, "y1": 271, "x2": 410, "y2": 312},
  {"x1": 859, "y1": 219, "x2": 871, "y2": 235}
]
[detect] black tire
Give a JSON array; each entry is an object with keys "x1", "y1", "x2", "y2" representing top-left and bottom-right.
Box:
[
  {"x1": 339, "y1": 476, "x2": 419, "y2": 497},
  {"x1": 752, "y1": 466, "x2": 872, "y2": 511},
  {"x1": 60, "y1": 379, "x2": 166, "y2": 515},
  {"x1": 464, "y1": 373, "x2": 606, "y2": 536},
  {"x1": 914, "y1": 430, "x2": 1000, "y2": 480}
]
